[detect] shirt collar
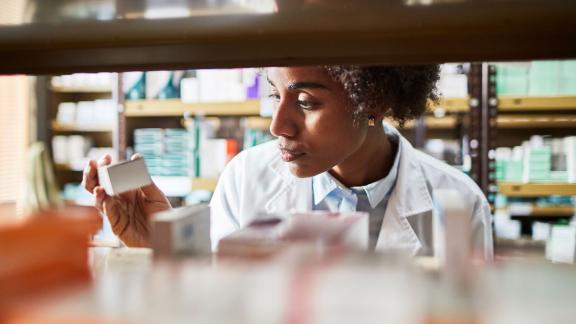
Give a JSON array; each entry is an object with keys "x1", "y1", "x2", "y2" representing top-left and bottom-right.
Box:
[{"x1": 312, "y1": 127, "x2": 402, "y2": 209}]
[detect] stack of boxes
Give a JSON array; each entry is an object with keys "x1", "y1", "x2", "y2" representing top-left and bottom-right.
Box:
[
  {"x1": 567, "y1": 137, "x2": 576, "y2": 183},
  {"x1": 495, "y1": 136, "x2": 576, "y2": 183},
  {"x1": 134, "y1": 127, "x2": 240, "y2": 179},
  {"x1": 496, "y1": 64, "x2": 530, "y2": 95},
  {"x1": 495, "y1": 147, "x2": 523, "y2": 182},
  {"x1": 523, "y1": 146, "x2": 552, "y2": 182},
  {"x1": 496, "y1": 60, "x2": 576, "y2": 96},
  {"x1": 134, "y1": 128, "x2": 191, "y2": 177},
  {"x1": 134, "y1": 129, "x2": 164, "y2": 176},
  {"x1": 163, "y1": 129, "x2": 190, "y2": 176}
]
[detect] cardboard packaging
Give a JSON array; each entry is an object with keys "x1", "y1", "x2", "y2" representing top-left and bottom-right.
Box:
[
  {"x1": 217, "y1": 211, "x2": 368, "y2": 259},
  {"x1": 151, "y1": 204, "x2": 211, "y2": 256},
  {"x1": 97, "y1": 158, "x2": 152, "y2": 196}
]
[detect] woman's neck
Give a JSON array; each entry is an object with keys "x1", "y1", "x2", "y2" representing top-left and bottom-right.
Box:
[{"x1": 329, "y1": 126, "x2": 395, "y2": 188}]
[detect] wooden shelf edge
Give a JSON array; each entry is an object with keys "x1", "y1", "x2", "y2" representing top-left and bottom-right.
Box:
[
  {"x1": 508, "y1": 205, "x2": 574, "y2": 217},
  {"x1": 51, "y1": 121, "x2": 113, "y2": 132},
  {"x1": 191, "y1": 178, "x2": 218, "y2": 191},
  {"x1": 499, "y1": 95, "x2": 576, "y2": 111},
  {"x1": 125, "y1": 99, "x2": 261, "y2": 117},
  {"x1": 497, "y1": 114, "x2": 576, "y2": 128},
  {"x1": 431, "y1": 97, "x2": 469, "y2": 113},
  {"x1": 50, "y1": 85, "x2": 112, "y2": 93},
  {"x1": 498, "y1": 182, "x2": 576, "y2": 197}
]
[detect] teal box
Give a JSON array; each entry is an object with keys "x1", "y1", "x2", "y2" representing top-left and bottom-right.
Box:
[
  {"x1": 505, "y1": 161, "x2": 523, "y2": 182},
  {"x1": 496, "y1": 65, "x2": 529, "y2": 95},
  {"x1": 560, "y1": 60, "x2": 576, "y2": 95},
  {"x1": 529, "y1": 61, "x2": 560, "y2": 96},
  {"x1": 550, "y1": 171, "x2": 569, "y2": 182}
]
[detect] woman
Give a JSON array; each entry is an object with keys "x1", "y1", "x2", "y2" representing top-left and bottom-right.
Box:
[{"x1": 82, "y1": 66, "x2": 493, "y2": 259}]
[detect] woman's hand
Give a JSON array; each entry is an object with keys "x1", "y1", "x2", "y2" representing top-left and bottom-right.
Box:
[{"x1": 81, "y1": 154, "x2": 172, "y2": 247}]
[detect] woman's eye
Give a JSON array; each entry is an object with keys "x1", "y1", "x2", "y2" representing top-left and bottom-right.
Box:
[
  {"x1": 297, "y1": 100, "x2": 317, "y2": 110},
  {"x1": 268, "y1": 93, "x2": 280, "y2": 102}
]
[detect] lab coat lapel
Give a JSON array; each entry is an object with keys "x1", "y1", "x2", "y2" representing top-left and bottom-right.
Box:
[
  {"x1": 375, "y1": 136, "x2": 434, "y2": 256},
  {"x1": 264, "y1": 158, "x2": 312, "y2": 215}
]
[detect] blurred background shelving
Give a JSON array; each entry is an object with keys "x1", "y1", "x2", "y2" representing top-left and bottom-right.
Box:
[{"x1": 36, "y1": 60, "x2": 576, "y2": 262}]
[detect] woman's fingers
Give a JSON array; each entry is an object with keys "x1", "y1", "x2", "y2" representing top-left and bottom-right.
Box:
[
  {"x1": 98, "y1": 154, "x2": 112, "y2": 167},
  {"x1": 82, "y1": 155, "x2": 112, "y2": 194},
  {"x1": 81, "y1": 160, "x2": 98, "y2": 193},
  {"x1": 94, "y1": 186, "x2": 106, "y2": 212},
  {"x1": 130, "y1": 153, "x2": 142, "y2": 161}
]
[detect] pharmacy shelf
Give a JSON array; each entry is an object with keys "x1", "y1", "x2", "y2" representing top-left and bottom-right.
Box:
[
  {"x1": 401, "y1": 116, "x2": 458, "y2": 129},
  {"x1": 499, "y1": 96, "x2": 576, "y2": 111},
  {"x1": 499, "y1": 182, "x2": 576, "y2": 197},
  {"x1": 51, "y1": 121, "x2": 113, "y2": 132},
  {"x1": 496, "y1": 114, "x2": 576, "y2": 128},
  {"x1": 49, "y1": 85, "x2": 112, "y2": 93},
  {"x1": 509, "y1": 205, "x2": 575, "y2": 217},
  {"x1": 242, "y1": 114, "x2": 576, "y2": 130},
  {"x1": 125, "y1": 100, "x2": 261, "y2": 117},
  {"x1": 425, "y1": 96, "x2": 576, "y2": 114}
]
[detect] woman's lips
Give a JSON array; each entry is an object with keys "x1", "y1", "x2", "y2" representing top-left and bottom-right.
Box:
[{"x1": 279, "y1": 148, "x2": 305, "y2": 162}]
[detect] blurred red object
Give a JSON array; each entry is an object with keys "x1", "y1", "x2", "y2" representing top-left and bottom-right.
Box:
[{"x1": 0, "y1": 205, "x2": 101, "y2": 309}]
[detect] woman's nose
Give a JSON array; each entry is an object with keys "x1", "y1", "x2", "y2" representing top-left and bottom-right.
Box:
[{"x1": 269, "y1": 99, "x2": 298, "y2": 139}]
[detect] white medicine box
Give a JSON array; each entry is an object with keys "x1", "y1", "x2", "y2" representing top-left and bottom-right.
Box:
[{"x1": 97, "y1": 158, "x2": 152, "y2": 196}]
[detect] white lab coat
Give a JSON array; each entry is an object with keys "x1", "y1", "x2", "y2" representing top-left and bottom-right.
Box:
[{"x1": 210, "y1": 126, "x2": 494, "y2": 260}]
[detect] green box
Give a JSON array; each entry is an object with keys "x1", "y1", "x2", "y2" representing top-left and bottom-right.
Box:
[
  {"x1": 529, "y1": 61, "x2": 560, "y2": 96},
  {"x1": 560, "y1": 60, "x2": 576, "y2": 95}
]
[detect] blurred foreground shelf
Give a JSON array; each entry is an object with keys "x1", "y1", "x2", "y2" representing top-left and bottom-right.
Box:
[
  {"x1": 125, "y1": 99, "x2": 261, "y2": 117},
  {"x1": 499, "y1": 182, "x2": 576, "y2": 197},
  {"x1": 1, "y1": 0, "x2": 576, "y2": 74}
]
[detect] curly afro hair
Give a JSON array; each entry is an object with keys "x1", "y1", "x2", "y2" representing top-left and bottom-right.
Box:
[{"x1": 324, "y1": 65, "x2": 440, "y2": 127}]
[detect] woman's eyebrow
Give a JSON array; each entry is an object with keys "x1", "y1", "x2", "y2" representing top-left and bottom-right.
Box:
[
  {"x1": 287, "y1": 81, "x2": 329, "y2": 91},
  {"x1": 266, "y1": 77, "x2": 330, "y2": 91},
  {"x1": 267, "y1": 77, "x2": 276, "y2": 88}
]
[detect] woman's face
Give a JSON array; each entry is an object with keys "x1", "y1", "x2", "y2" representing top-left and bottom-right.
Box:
[{"x1": 268, "y1": 67, "x2": 369, "y2": 178}]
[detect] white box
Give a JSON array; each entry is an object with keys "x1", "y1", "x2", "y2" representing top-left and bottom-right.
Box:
[
  {"x1": 546, "y1": 225, "x2": 576, "y2": 263},
  {"x1": 97, "y1": 158, "x2": 152, "y2": 196},
  {"x1": 56, "y1": 102, "x2": 76, "y2": 124},
  {"x1": 180, "y1": 77, "x2": 200, "y2": 103},
  {"x1": 52, "y1": 135, "x2": 69, "y2": 164},
  {"x1": 200, "y1": 139, "x2": 228, "y2": 178},
  {"x1": 76, "y1": 101, "x2": 95, "y2": 125},
  {"x1": 433, "y1": 190, "x2": 472, "y2": 277},
  {"x1": 151, "y1": 204, "x2": 211, "y2": 256}
]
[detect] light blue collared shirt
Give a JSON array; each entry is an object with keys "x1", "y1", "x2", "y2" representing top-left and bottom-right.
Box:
[{"x1": 312, "y1": 131, "x2": 401, "y2": 249}]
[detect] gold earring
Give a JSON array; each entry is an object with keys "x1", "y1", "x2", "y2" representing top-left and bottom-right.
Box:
[{"x1": 368, "y1": 116, "x2": 375, "y2": 126}]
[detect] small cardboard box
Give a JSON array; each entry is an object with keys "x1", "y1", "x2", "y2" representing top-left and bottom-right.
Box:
[
  {"x1": 151, "y1": 204, "x2": 211, "y2": 256},
  {"x1": 97, "y1": 159, "x2": 152, "y2": 196},
  {"x1": 217, "y1": 211, "x2": 368, "y2": 259}
]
